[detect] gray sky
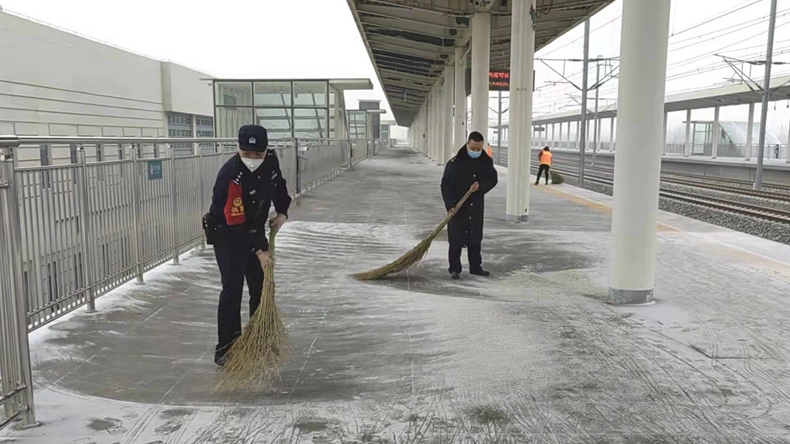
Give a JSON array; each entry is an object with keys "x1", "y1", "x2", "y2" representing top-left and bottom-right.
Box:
[{"x1": 3, "y1": 0, "x2": 790, "y2": 140}]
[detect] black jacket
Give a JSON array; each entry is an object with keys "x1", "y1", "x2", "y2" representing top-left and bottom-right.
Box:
[
  {"x1": 209, "y1": 151, "x2": 291, "y2": 253},
  {"x1": 441, "y1": 146, "x2": 498, "y2": 246}
]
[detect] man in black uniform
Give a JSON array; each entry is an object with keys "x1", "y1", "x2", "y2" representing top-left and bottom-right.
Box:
[
  {"x1": 207, "y1": 125, "x2": 291, "y2": 366},
  {"x1": 441, "y1": 131, "x2": 498, "y2": 280}
]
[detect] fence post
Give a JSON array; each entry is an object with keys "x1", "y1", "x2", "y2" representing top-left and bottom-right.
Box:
[
  {"x1": 295, "y1": 139, "x2": 302, "y2": 195},
  {"x1": 0, "y1": 146, "x2": 38, "y2": 428},
  {"x1": 76, "y1": 146, "x2": 96, "y2": 313},
  {"x1": 347, "y1": 139, "x2": 353, "y2": 169},
  {"x1": 197, "y1": 142, "x2": 205, "y2": 250},
  {"x1": 170, "y1": 146, "x2": 180, "y2": 265},
  {"x1": 130, "y1": 145, "x2": 144, "y2": 284}
]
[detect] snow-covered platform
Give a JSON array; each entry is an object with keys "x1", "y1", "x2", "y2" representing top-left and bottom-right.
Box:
[{"x1": 5, "y1": 148, "x2": 790, "y2": 443}]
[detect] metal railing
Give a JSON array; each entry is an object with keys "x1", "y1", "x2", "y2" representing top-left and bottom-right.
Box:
[
  {"x1": 0, "y1": 134, "x2": 384, "y2": 430},
  {"x1": 0, "y1": 148, "x2": 36, "y2": 430}
]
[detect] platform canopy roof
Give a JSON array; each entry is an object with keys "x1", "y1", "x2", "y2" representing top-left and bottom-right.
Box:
[
  {"x1": 533, "y1": 74, "x2": 790, "y2": 125},
  {"x1": 346, "y1": 0, "x2": 615, "y2": 126}
]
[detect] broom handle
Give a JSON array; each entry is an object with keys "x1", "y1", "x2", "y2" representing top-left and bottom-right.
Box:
[
  {"x1": 451, "y1": 188, "x2": 475, "y2": 214},
  {"x1": 268, "y1": 221, "x2": 278, "y2": 261},
  {"x1": 428, "y1": 188, "x2": 476, "y2": 238}
]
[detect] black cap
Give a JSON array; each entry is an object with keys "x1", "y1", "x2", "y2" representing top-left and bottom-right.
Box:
[{"x1": 238, "y1": 125, "x2": 268, "y2": 152}]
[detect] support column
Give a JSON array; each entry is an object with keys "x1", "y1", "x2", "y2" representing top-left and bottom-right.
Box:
[
  {"x1": 684, "y1": 109, "x2": 692, "y2": 157},
  {"x1": 431, "y1": 88, "x2": 439, "y2": 160},
  {"x1": 746, "y1": 102, "x2": 755, "y2": 160},
  {"x1": 662, "y1": 112, "x2": 668, "y2": 155},
  {"x1": 711, "y1": 105, "x2": 720, "y2": 159},
  {"x1": 443, "y1": 65, "x2": 455, "y2": 164},
  {"x1": 608, "y1": 0, "x2": 671, "y2": 305},
  {"x1": 436, "y1": 86, "x2": 443, "y2": 160},
  {"x1": 786, "y1": 121, "x2": 790, "y2": 161},
  {"x1": 454, "y1": 47, "x2": 467, "y2": 148},
  {"x1": 505, "y1": 0, "x2": 534, "y2": 222},
  {"x1": 558, "y1": 122, "x2": 563, "y2": 150},
  {"x1": 610, "y1": 117, "x2": 616, "y2": 151},
  {"x1": 471, "y1": 11, "x2": 491, "y2": 142}
]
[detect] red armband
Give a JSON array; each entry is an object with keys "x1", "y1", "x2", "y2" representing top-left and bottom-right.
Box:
[{"x1": 224, "y1": 181, "x2": 246, "y2": 225}]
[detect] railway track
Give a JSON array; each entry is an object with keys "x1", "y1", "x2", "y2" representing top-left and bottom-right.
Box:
[
  {"x1": 547, "y1": 160, "x2": 790, "y2": 201},
  {"x1": 538, "y1": 164, "x2": 790, "y2": 225}
]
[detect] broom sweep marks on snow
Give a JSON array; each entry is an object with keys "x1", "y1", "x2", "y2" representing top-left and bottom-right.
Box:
[{"x1": 352, "y1": 188, "x2": 475, "y2": 281}]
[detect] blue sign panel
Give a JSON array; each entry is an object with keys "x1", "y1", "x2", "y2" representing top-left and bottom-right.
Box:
[{"x1": 147, "y1": 160, "x2": 163, "y2": 180}]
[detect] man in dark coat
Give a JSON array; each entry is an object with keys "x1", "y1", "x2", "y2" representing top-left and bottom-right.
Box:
[
  {"x1": 207, "y1": 124, "x2": 291, "y2": 366},
  {"x1": 441, "y1": 131, "x2": 499, "y2": 280}
]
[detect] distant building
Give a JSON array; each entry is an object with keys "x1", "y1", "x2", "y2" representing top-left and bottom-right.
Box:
[{"x1": 0, "y1": 9, "x2": 215, "y2": 163}]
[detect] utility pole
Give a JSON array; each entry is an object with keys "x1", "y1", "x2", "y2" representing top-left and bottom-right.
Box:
[
  {"x1": 592, "y1": 58, "x2": 601, "y2": 166},
  {"x1": 756, "y1": 0, "x2": 778, "y2": 190},
  {"x1": 579, "y1": 19, "x2": 590, "y2": 187}
]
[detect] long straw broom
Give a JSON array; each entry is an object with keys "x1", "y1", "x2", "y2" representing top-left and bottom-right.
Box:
[
  {"x1": 353, "y1": 187, "x2": 475, "y2": 280},
  {"x1": 215, "y1": 220, "x2": 289, "y2": 392}
]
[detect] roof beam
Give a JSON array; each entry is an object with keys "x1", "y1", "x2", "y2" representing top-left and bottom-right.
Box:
[
  {"x1": 379, "y1": 67, "x2": 439, "y2": 81},
  {"x1": 381, "y1": 79, "x2": 434, "y2": 92},
  {"x1": 367, "y1": 35, "x2": 454, "y2": 56},
  {"x1": 359, "y1": 15, "x2": 456, "y2": 39},
  {"x1": 356, "y1": 3, "x2": 460, "y2": 30}
]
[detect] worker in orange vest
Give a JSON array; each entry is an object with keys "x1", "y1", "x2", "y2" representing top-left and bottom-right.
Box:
[
  {"x1": 485, "y1": 144, "x2": 493, "y2": 159},
  {"x1": 535, "y1": 146, "x2": 552, "y2": 185}
]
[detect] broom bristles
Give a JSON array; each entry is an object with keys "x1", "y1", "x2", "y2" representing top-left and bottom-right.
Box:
[
  {"x1": 214, "y1": 223, "x2": 290, "y2": 392},
  {"x1": 353, "y1": 189, "x2": 474, "y2": 281}
]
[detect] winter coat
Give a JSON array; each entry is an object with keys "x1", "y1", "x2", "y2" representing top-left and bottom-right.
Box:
[{"x1": 440, "y1": 146, "x2": 498, "y2": 247}]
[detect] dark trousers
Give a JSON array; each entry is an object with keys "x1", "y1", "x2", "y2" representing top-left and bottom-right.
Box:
[
  {"x1": 213, "y1": 236, "x2": 264, "y2": 357},
  {"x1": 536, "y1": 164, "x2": 550, "y2": 184},
  {"x1": 449, "y1": 241, "x2": 482, "y2": 274}
]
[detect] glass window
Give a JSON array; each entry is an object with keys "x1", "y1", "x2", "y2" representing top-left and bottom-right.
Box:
[
  {"x1": 215, "y1": 81, "x2": 253, "y2": 106},
  {"x1": 216, "y1": 107, "x2": 253, "y2": 138},
  {"x1": 254, "y1": 81, "x2": 292, "y2": 107},
  {"x1": 294, "y1": 108, "x2": 328, "y2": 139},
  {"x1": 255, "y1": 108, "x2": 292, "y2": 139},
  {"x1": 293, "y1": 81, "x2": 327, "y2": 107}
]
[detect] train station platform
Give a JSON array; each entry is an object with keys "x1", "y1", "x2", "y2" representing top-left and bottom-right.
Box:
[{"x1": 5, "y1": 147, "x2": 790, "y2": 443}]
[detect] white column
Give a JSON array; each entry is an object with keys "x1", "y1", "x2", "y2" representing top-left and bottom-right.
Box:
[
  {"x1": 471, "y1": 12, "x2": 491, "y2": 143},
  {"x1": 443, "y1": 65, "x2": 455, "y2": 164},
  {"x1": 662, "y1": 112, "x2": 667, "y2": 155},
  {"x1": 711, "y1": 105, "x2": 720, "y2": 159},
  {"x1": 454, "y1": 47, "x2": 467, "y2": 148},
  {"x1": 506, "y1": 0, "x2": 534, "y2": 222},
  {"x1": 684, "y1": 109, "x2": 692, "y2": 157},
  {"x1": 436, "y1": 85, "x2": 445, "y2": 165},
  {"x1": 610, "y1": 117, "x2": 616, "y2": 151},
  {"x1": 609, "y1": 0, "x2": 671, "y2": 305},
  {"x1": 567, "y1": 121, "x2": 572, "y2": 149},
  {"x1": 746, "y1": 102, "x2": 755, "y2": 160},
  {"x1": 430, "y1": 90, "x2": 436, "y2": 159},
  {"x1": 786, "y1": 121, "x2": 790, "y2": 162},
  {"x1": 558, "y1": 122, "x2": 564, "y2": 149}
]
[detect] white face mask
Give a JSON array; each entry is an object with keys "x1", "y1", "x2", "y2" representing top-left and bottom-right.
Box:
[{"x1": 241, "y1": 157, "x2": 263, "y2": 172}]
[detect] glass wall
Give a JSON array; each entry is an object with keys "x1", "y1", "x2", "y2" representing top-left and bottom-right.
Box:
[
  {"x1": 348, "y1": 111, "x2": 367, "y2": 139},
  {"x1": 214, "y1": 80, "x2": 330, "y2": 139}
]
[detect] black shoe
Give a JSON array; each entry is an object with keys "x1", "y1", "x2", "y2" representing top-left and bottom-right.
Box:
[
  {"x1": 470, "y1": 269, "x2": 490, "y2": 277},
  {"x1": 534, "y1": 182, "x2": 539, "y2": 185},
  {"x1": 214, "y1": 342, "x2": 234, "y2": 367},
  {"x1": 214, "y1": 352, "x2": 228, "y2": 367},
  {"x1": 450, "y1": 272, "x2": 460, "y2": 280}
]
